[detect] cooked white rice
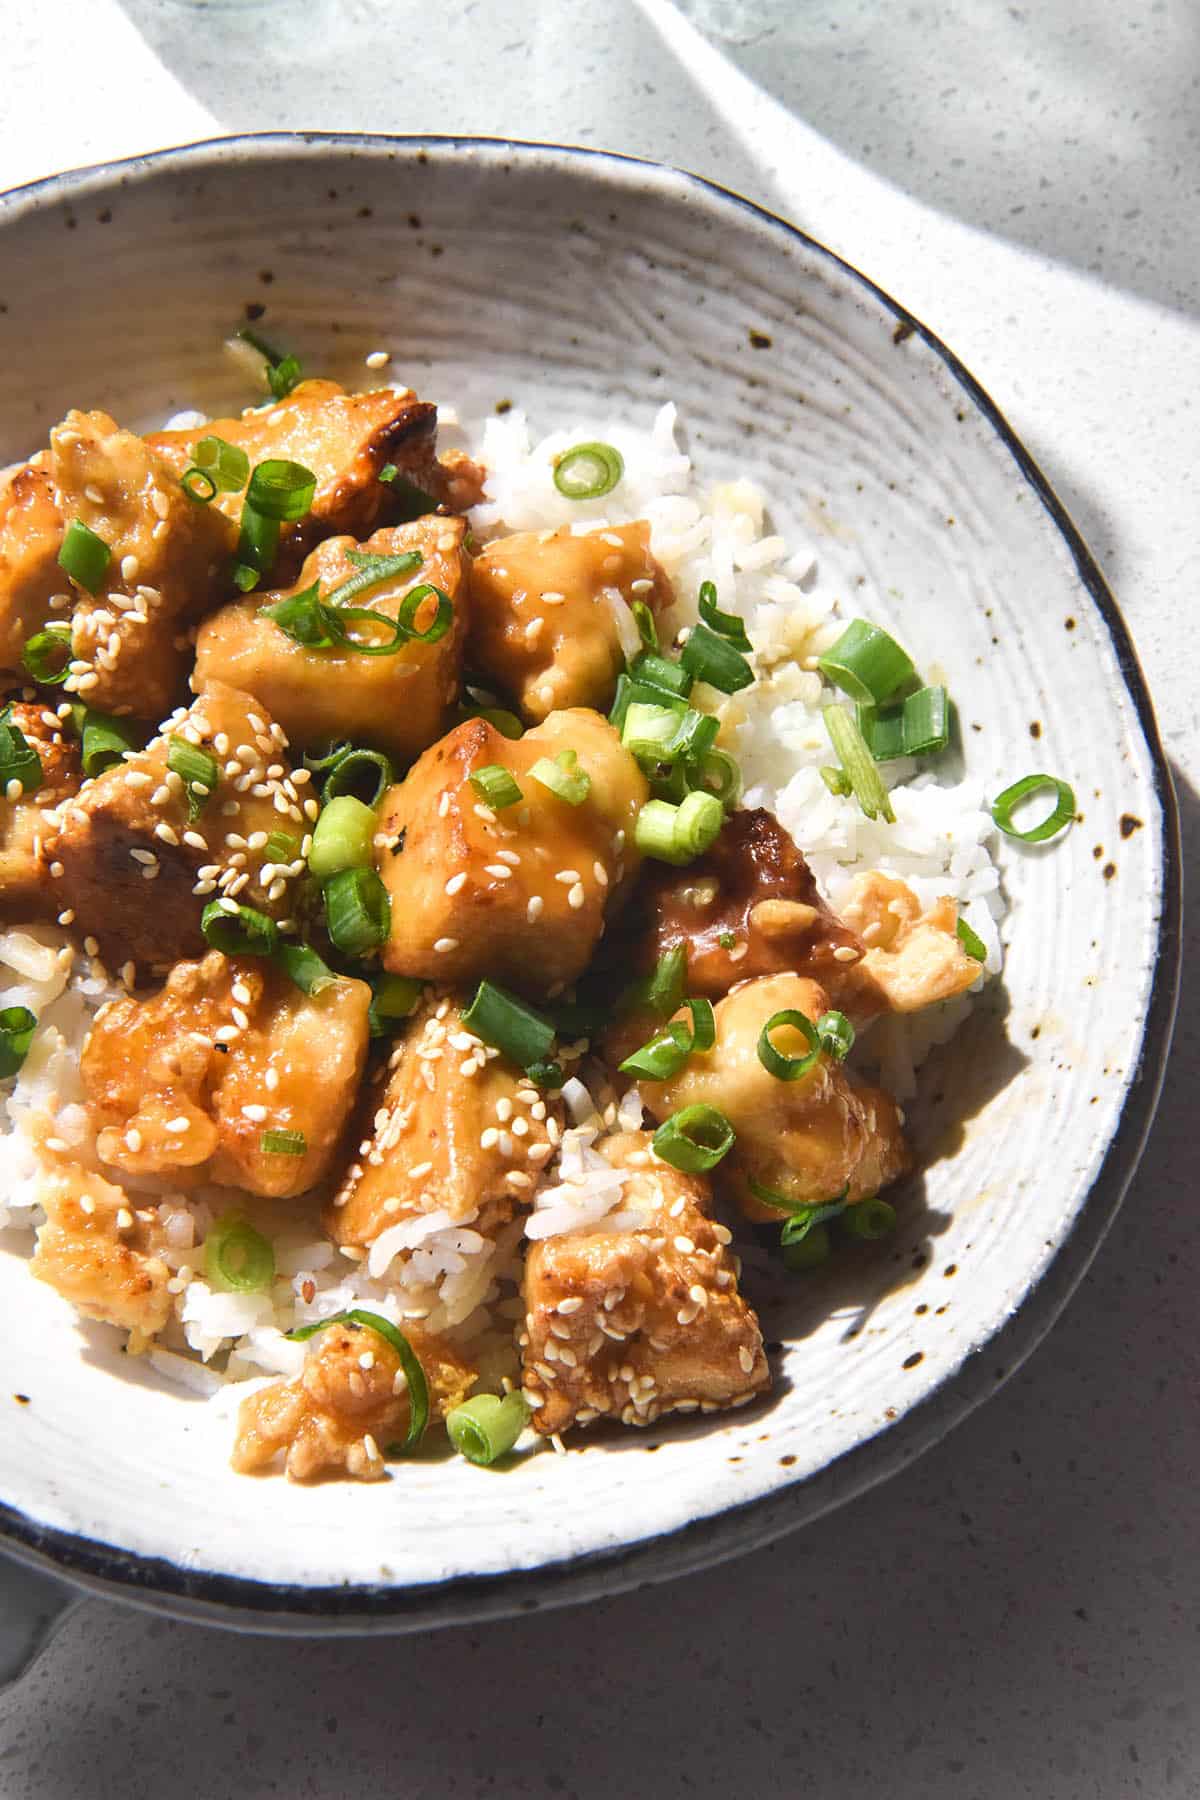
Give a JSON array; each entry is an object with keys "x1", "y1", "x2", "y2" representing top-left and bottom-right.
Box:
[{"x1": 0, "y1": 396, "x2": 1003, "y2": 1398}]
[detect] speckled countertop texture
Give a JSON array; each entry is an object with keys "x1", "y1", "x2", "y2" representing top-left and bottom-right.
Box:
[{"x1": 1, "y1": 3, "x2": 1197, "y2": 1795}]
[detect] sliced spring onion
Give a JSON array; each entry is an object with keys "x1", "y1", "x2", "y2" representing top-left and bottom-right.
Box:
[
  {"x1": 21, "y1": 624, "x2": 72, "y2": 687},
  {"x1": 697, "y1": 579, "x2": 752, "y2": 652},
  {"x1": 58, "y1": 519, "x2": 111, "y2": 593},
  {"x1": 80, "y1": 711, "x2": 140, "y2": 778},
  {"x1": 693, "y1": 747, "x2": 742, "y2": 809},
  {"x1": 205, "y1": 1214, "x2": 276, "y2": 1291},
  {"x1": 236, "y1": 502, "x2": 280, "y2": 579},
  {"x1": 757, "y1": 1008, "x2": 822, "y2": 1082},
  {"x1": 303, "y1": 738, "x2": 354, "y2": 775},
  {"x1": 200, "y1": 899, "x2": 279, "y2": 957},
  {"x1": 621, "y1": 701, "x2": 691, "y2": 764},
  {"x1": 367, "y1": 973, "x2": 424, "y2": 1038},
  {"x1": 822, "y1": 705, "x2": 895, "y2": 824},
  {"x1": 192, "y1": 434, "x2": 250, "y2": 494},
  {"x1": 956, "y1": 916, "x2": 987, "y2": 962},
  {"x1": 782, "y1": 1224, "x2": 832, "y2": 1271},
  {"x1": 991, "y1": 773, "x2": 1076, "y2": 843},
  {"x1": 525, "y1": 1058, "x2": 566, "y2": 1089},
  {"x1": 323, "y1": 746, "x2": 394, "y2": 806},
  {"x1": 460, "y1": 702, "x2": 524, "y2": 740},
  {"x1": 324, "y1": 548, "x2": 423, "y2": 611},
  {"x1": 233, "y1": 563, "x2": 261, "y2": 593},
  {"x1": 264, "y1": 829, "x2": 299, "y2": 865},
  {"x1": 628, "y1": 652, "x2": 693, "y2": 703},
  {"x1": 751, "y1": 1181, "x2": 849, "y2": 1240},
  {"x1": 817, "y1": 1010, "x2": 855, "y2": 1061},
  {"x1": 470, "y1": 764, "x2": 523, "y2": 809},
  {"x1": 858, "y1": 684, "x2": 951, "y2": 761},
  {"x1": 817, "y1": 619, "x2": 914, "y2": 705},
  {"x1": 839, "y1": 1197, "x2": 896, "y2": 1241},
  {"x1": 0, "y1": 1005, "x2": 37, "y2": 1078},
  {"x1": 308, "y1": 795, "x2": 377, "y2": 881},
  {"x1": 446, "y1": 1392, "x2": 529, "y2": 1467},
  {"x1": 552, "y1": 441, "x2": 624, "y2": 500},
  {"x1": 634, "y1": 791, "x2": 724, "y2": 866},
  {"x1": 324, "y1": 866, "x2": 391, "y2": 956},
  {"x1": 260, "y1": 585, "x2": 336, "y2": 647},
  {"x1": 618, "y1": 945, "x2": 688, "y2": 1021},
  {"x1": 652, "y1": 1104, "x2": 736, "y2": 1173},
  {"x1": 632, "y1": 600, "x2": 658, "y2": 652},
  {"x1": 393, "y1": 582, "x2": 453, "y2": 644},
  {"x1": 718, "y1": 931, "x2": 737, "y2": 950},
  {"x1": 619, "y1": 997, "x2": 716, "y2": 1081},
  {"x1": 382, "y1": 472, "x2": 438, "y2": 521},
  {"x1": 181, "y1": 467, "x2": 217, "y2": 504},
  {"x1": 237, "y1": 327, "x2": 303, "y2": 399},
  {"x1": 529, "y1": 748, "x2": 590, "y2": 806},
  {"x1": 462, "y1": 979, "x2": 556, "y2": 1069},
  {"x1": 260, "y1": 1128, "x2": 307, "y2": 1156},
  {"x1": 275, "y1": 941, "x2": 339, "y2": 996},
  {"x1": 820, "y1": 764, "x2": 851, "y2": 797},
  {"x1": 288, "y1": 1309, "x2": 429, "y2": 1449},
  {"x1": 246, "y1": 458, "x2": 317, "y2": 523},
  {"x1": 0, "y1": 715, "x2": 43, "y2": 797},
  {"x1": 167, "y1": 736, "x2": 218, "y2": 821},
  {"x1": 680, "y1": 622, "x2": 754, "y2": 695}
]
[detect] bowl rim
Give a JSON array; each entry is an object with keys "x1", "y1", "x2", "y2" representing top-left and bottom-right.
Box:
[{"x1": 0, "y1": 130, "x2": 1182, "y2": 1633}]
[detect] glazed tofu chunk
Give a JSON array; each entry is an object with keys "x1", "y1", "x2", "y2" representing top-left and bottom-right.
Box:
[
  {"x1": 146, "y1": 379, "x2": 454, "y2": 559},
  {"x1": 0, "y1": 461, "x2": 65, "y2": 674},
  {"x1": 623, "y1": 808, "x2": 868, "y2": 1003},
  {"x1": 231, "y1": 1316, "x2": 476, "y2": 1481},
  {"x1": 326, "y1": 990, "x2": 559, "y2": 1251},
  {"x1": 521, "y1": 1131, "x2": 769, "y2": 1435},
  {"x1": 0, "y1": 701, "x2": 82, "y2": 919},
  {"x1": 194, "y1": 517, "x2": 468, "y2": 762},
  {"x1": 377, "y1": 707, "x2": 648, "y2": 995},
  {"x1": 469, "y1": 522, "x2": 673, "y2": 723},
  {"x1": 643, "y1": 973, "x2": 910, "y2": 1222},
  {"x1": 50, "y1": 410, "x2": 235, "y2": 718},
  {"x1": 835, "y1": 871, "x2": 982, "y2": 1015},
  {"x1": 31, "y1": 1155, "x2": 172, "y2": 1339},
  {"x1": 45, "y1": 681, "x2": 312, "y2": 971},
  {"x1": 81, "y1": 951, "x2": 371, "y2": 1199}
]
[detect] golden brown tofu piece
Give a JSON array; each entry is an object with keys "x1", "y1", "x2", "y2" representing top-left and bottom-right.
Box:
[
  {"x1": 50, "y1": 410, "x2": 234, "y2": 718},
  {"x1": 619, "y1": 807, "x2": 868, "y2": 1005},
  {"x1": 146, "y1": 379, "x2": 447, "y2": 560},
  {"x1": 0, "y1": 462, "x2": 65, "y2": 675},
  {"x1": 31, "y1": 1155, "x2": 172, "y2": 1339},
  {"x1": 82, "y1": 951, "x2": 370, "y2": 1199},
  {"x1": 643, "y1": 973, "x2": 910, "y2": 1223},
  {"x1": 836, "y1": 871, "x2": 983, "y2": 1014},
  {"x1": 377, "y1": 708, "x2": 648, "y2": 996},
  {"x1": 194, "y1": 518, "x2": 468, "y2": 762},
  {"x1": 0, "y1": 701, "x2": 82, "y2": 919},
  {"x1": 521, "y1": 1131, "x2": 769, "y2": 1435},
  {"x1": 231, "y1": 1316, "x2": 476, "y2": 1481},
  {"x1": 327, "y1": 990, "x2": 559, "y2": 1250},
  {"x1": 45, "y1": 681, "x2": 312, "y2": 971},
  {"x1": 469, "y1": 522, "x2": 673, "y2": 724}
]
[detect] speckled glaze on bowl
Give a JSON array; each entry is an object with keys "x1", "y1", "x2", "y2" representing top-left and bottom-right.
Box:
[{"x1": 0, "y1": 136, "x2": 1180, "y2": 1639}]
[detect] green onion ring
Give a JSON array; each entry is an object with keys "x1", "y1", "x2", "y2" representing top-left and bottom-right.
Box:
[
  {"x1": 990, "y1": 774, "x2": 1076, "y2": 843},
  {"x1": 287, "y1": 1309, "x2": 430, "y2": 1449},
  {"x1": 757, "y1": 1009, "x2": 823, "y2": 1082}
]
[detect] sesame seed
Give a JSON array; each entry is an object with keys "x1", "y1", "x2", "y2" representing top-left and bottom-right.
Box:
[
  {"x1": 526, "y1": 895, "x2": 544, "y2": 922},
  {"x1": 232, "y1": 1006, "x2": 250, "y2": 1031},
  {"x1": 78, "y1": 1194, "x2": 95, "y2": 1214},
  {"x1": 129, "y1": 847, "x2": 156, "y2": 866},
  {"x1": 365, "y1": 349, "x2": 390, "y2": 369},
  {"x1": 688, "y1": 1283, "x2": 708, "y2": 1306},
  {"x1": 231, "y1": 981, "x2": 252, "y2": 1005},
  {"x1": 76, "y1": 673, "x2": 99, "y2": 692},
  {"x1": 593, "y1": 861, "x2": 609, "y2": 886},
  {"x1": 739, "y1": 1346, "x2": 755, "y2": 1374},
  {"x1": 506, "y1": 1170, "x2": 533, "y2": 1190},
  {"x1": 241, "y1": 1104, "x2": 267, "y2": 1122},
  {"x1": 674, "y1": 1236, "x2": 696, "y2": 1254},
  {"x1": 557, "y1": 1296, "x2": 585, "y2": 1315},
  {"x1": 433, "y1": 937, "x2": 458, "y2": 954},
  {"x1": 48, "y1": 860, "x2": 64, "y2": 878},
  {"x1": 484, "y1": 863, "x2": 513, "y2": 879},
  {"x1": 166, "y1": 1116, "x2": 190, "y2": 1133},
  {"x1": 264, "y1": 1067, "x2": 279, "y2": 1091},
  {"x1": 56, "y1": 908, "x2": 75, "y2": 926},
  {"x1": 5, "y1": 778, "x2": 21, "y2": 803},
  {"x1": 554, "y1": 869, "x2": 581, "y2": 885},
  {"x1": 154, "y1": 823, "x2": 180, "y2": 846},
  {"x1": 567, "y1": 883, "x2": 586, "y2": 909}
]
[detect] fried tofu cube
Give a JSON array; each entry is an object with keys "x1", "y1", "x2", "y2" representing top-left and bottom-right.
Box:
[
  {"x1": 194, "y1": 517, "x2": 468, "y2": 762},
  {"x1": 377, "y1": 707, "x2": 648, "y2": 995},
  {"x1": 81, "y1": 950, "x2": 371, "y2": 1199},
  {"x1": 521, "y1": 1131, "x2": 769, "y2": 1435},
  {"x1": 836, "y1": 871, "x2": 983, "y2": 1014},
  {"x1": 50, "y1": 410, "x2": 235, "y2": 718},
  {"x1": 231, "y1": 1316, "x2": 476, "y2": 1481},
  {"x1": 642, "y1": 972, "x2": 910, "y2": 1223},
  {"x1": 146, "y1": 379, "x2": 450, "y2": 561},
  {"x1": 469, "y1": 521, "x2": 674, "y2": 723},
  {"x1": 622, "y1": 807, "x2": 868, "y2": 1003},
  {"x1": 45, "y1": 681, "x2": 312, "y2": 971},
  {"x1": 0, "y1": 461, "x2": 65, "y2": 675},
  {"x1": 31, "y1": 1155, "x2": 172, "y2": 1339},
  {"x1": 0, "y1": 701, "x2": 82, "y2": 920},
  {"x1": 326, "y1": 990, "x2": 560, "y2": 1252}
]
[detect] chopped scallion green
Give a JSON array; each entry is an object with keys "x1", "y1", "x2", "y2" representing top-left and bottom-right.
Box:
[
  {"x1": 324, "y1": 866, "x2": 391, "y2": 956},
  {"x1": 205, "y1": 1214, "x2": 276, "y2": 1292},
  {"x1": 200, "y1": 899, "x2": 279, "y2": 958},
  {"x1": 0, "y1": 1005, "x2": 37, "y2": 1078},
  {"x1": 552, "y1": 441, "x2": 624, "y2": 500},
  {"x1": 529, "y1": 749, "x2": 590, "y2": 806},
  {"x1": 446, "y1": 1392, "x2": 529, "y2": 1466},
  {"x1": 462, "y1": 979, "x2": 556, "y2": 1070},
  {"x1": 469, "y1": 764, "x2": 523, "y2": 809},
  {"x1": 652, "y1": 1104, "x2": 736, "y2": 1173},
  {"x1": 21, "y1": 624, "x2": 72, "y2": 687},
  {"x1": 634, "y1": 791, "x2": 723, "y2": 865},
  {"x1": 167, "y1": 736, "x2": 218, "y2": 821},
  {"x1": 990, "y1": 773, "x2": 1076, "y2": 843},
  {"x1": 58, "y1": 519, "x2": 111, "y2": 593},
  {"x1": 680, "y1": 621, "x2": 754, "y2": 694},
  {"x1": 818, "y1": 619, "x2": 914, "y2": 705},
  {"x1": 822, "y1": 705, "x2": 895, "y2": 823},
  {"x1": 308, "y1": 795, "x2": 377, "y2": 882}
]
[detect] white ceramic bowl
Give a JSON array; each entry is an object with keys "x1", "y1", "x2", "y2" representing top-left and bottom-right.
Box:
[{"x1": 0, "y1": 136, "x2": 1180, "y2": 1639}]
